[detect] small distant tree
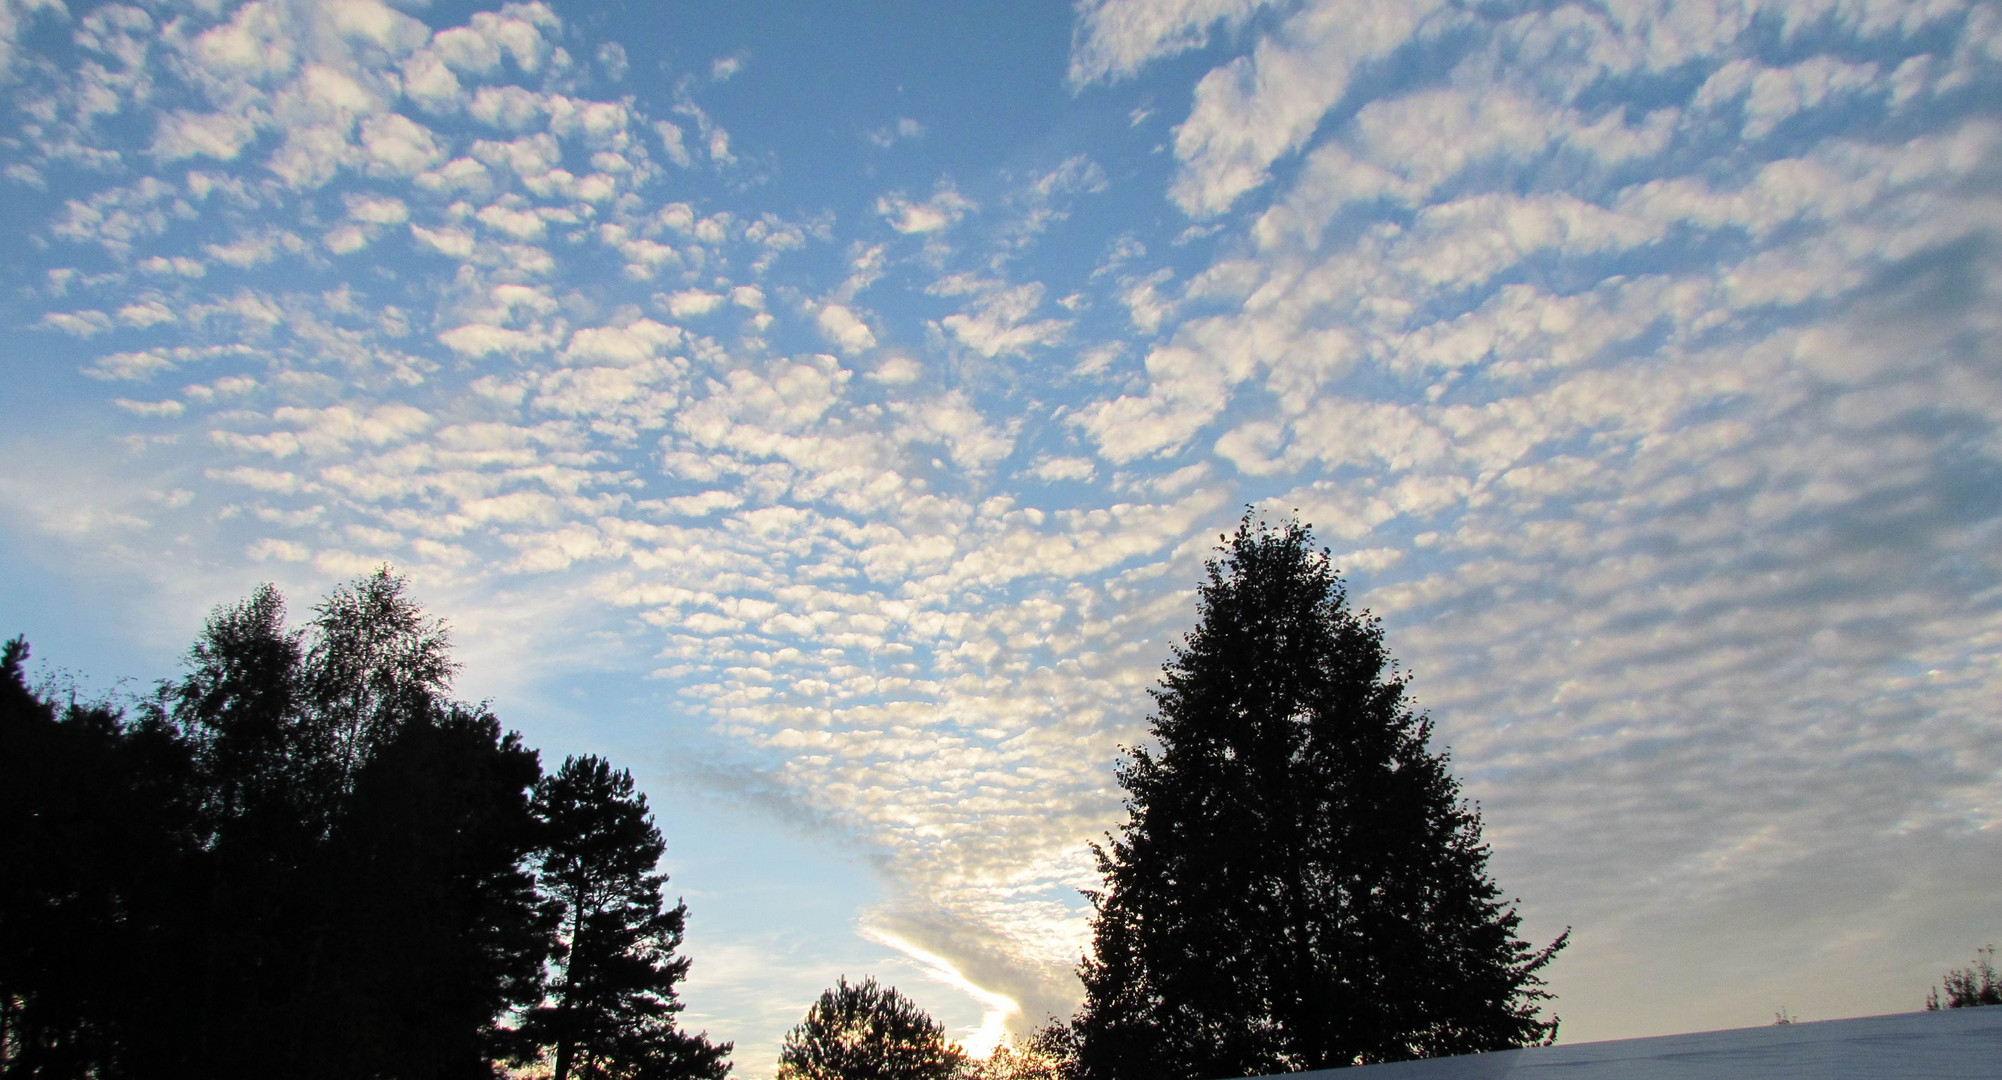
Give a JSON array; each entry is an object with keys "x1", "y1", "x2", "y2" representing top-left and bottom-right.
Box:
[
  {"x1": 776, "y1": 977, "x2": 964, "y2": 1080},
  {"x1": 1927, "y1": 946, "x2": 2002, "y2": 1010},
  {"x1": 523, "y1": 755, "x2": 730, "y2": 1080}
]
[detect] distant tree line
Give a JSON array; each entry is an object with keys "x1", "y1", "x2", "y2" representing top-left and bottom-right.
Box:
[
  {"x1": 1, "y1": 570, "x2": 727, "y2": 1080},
  {"x1": 5, "y1": 515, "x2": 1570, "y2": 1080}
]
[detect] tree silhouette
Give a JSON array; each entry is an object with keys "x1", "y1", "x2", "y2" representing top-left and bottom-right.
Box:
[
  {"x1": 523, "y1": 755, "x2": 730, "y2": 1080},
  {"x1": 0, "y1": 636, "x2": 200, "y2": 1077},
  {"x1": 325, "y1": 700, "x2": 554, "y2": 1076},
  {"x1": 776, "y1": 977, "x2": 964, "y2": 1080},
  {"x1": 301, "y1": 569, "x2": 458, "y2": 803},
  {"x1": 160, "y1": 569, "x2": 551, "y2": 1079},
  {"x1": 1069, "y1": 514, "x2": 1567, "y2": 1080},
  {"x1": 963, "y1": 1030, "x2": 1070, "y2": 1080},
  {"x1": 1927, "y1": 946, "x2": 2002, "y2": 1010},
  {"x1": 3, "y1": 573, "x2": 740, "y2": 1078}
]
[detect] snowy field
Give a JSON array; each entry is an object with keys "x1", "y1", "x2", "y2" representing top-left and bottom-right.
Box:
[{"x1": 1289, "y1": 1007, "x2": 2002, "y2": 1080}]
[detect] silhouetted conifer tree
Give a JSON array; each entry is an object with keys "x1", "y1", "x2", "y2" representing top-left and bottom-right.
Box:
[
  {"x1": 1069, "y1": 515, "x2": 1567, "y2": 1080},
  {"x1": 776, "y1": 977, "x2": 964, "y2": 1080},
  {"x1": 524, "y1": 755, "x2": 730, "y2": 1080}
]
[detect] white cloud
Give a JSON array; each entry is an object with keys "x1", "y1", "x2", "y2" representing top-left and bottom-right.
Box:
[
  {"x1": 1025, "y1": 455, "x2": 1096, "y2": 483},
  {"x1": 361, "y1": 113, "x2": 446, "y2": 176},
  {"x1": 190, "y1": 0, "x2": 296, "y2": 83},
  {"x1": 411, "y1": 223, "x2": 477, "y2": 258},
  {"x1": 469, "y1": 85, "x2": 544, "y2": 129},
  {"x1": 936, "y1": 281, "x2": 1069, "y2": 359},
  {"x1": 152, "y1": 109, "x2": 265, "y2": 163},
  {"x1": 563, "y1": 319, "x2": 683, "y2": 364},
  {"x1": 116, "y1": 301, "x2": 176, "y2": 328},
  {"x1": 894, "y1": 391, "x2": 1016, "y2": 471},
  {"x1": 324, "y1": 0, "x2": 430, "y2": 56},
  {"x1": 204, "y1": 229, "x2": 306, "y2": 268},
  {"x1": 817, "y1": 304, "x2": 878, "y2": 354},
  {"x1": 1075, "y1": 344, "x2": 1236, "y2": 463},
  {"x1": 1068, "y1": 0, "x2": 1283, "y2": 86},
  {"x1": 667, "y1": 290, "x2": 726, "y2": 318},
  {"x1": 1119, "y1": 269, "x2": 1175, "y2": 335},
  {"x1": 869, "y1": 356, "x2": 921, "y2": 385},
  {"x1": 470, "y1": 132, "x2": 562, "y2": 183},
  {"x1": 400, "y1": 47, "x2": 465, "y2": 112},
  {"x1": 138, "y1": 256, "x2": 206, "y2": 278},
  {"x1": 40, "y1": 310, "x2": 113, "y2": 337},
  {"x1": 476, "y1": 200, "x2": 547, "y2": 240},
  {"x1": 430, "y1": 4, "x2": 558, "y2": 76},
  {"x1": 654, "y1": 120, "x2": 693, "y2": 167},
  {"x1": 112, "y1": 397, "x2": 185, "y2": 418},
  {"x1": 438, "y1": 323, "x2": 558, "y2": 357},
  {"x1": 1169, "y1": 0, "x2": 1447, "y2": 216},
  {"x1": 877, "y1": 186, "x2": 977, "y2": 234},
  {"x1": 247, "y1": 537, "x2": 311, "y2": 562}
]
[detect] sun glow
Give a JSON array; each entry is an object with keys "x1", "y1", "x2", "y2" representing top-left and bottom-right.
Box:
[{"x1": 862, "y1": 927, "x2": 1020, "y2": 1058}]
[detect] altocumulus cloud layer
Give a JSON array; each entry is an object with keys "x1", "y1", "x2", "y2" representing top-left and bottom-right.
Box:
[{"x1": 2, "y1": 0, "x2": 2000, "y2": 1068}]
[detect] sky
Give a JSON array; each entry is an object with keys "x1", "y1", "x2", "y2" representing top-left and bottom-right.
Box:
[{"x1": 1, "y1": 0, "x2": 1999, "y2": 1072}]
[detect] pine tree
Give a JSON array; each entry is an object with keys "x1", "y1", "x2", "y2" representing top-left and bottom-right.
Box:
[
  {"x1": 775, "y1": 977, "x2": 965, "y2": 1080},
  {"x1": 525, "y1": 755, "x2": 730, "y2": 1080},
  {"x1": 1070, "y1": 515, "x2": 1567, "y2": 1080}
]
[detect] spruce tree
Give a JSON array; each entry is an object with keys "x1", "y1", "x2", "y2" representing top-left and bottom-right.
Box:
[
  {"x1": 776, "y1": 977, "x2": 964, "y2": 1080},
  {"x1": 1070, "y1": 515, "x2": 1566, "y2": 1080},
  {"x1": 525, "y1": 755, "x2": 730, "y2": 1080}
]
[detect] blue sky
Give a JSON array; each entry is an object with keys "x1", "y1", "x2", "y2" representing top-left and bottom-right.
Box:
[{"x1": 3, "y1": 0, "x2": 2001, "y2": 1072}]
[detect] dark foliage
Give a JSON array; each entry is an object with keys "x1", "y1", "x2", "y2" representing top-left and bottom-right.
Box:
[
  {"x1": 0, "y1": 637, "x2": 199, "y2": 1077},
  {"x1": 1069, "y1": 515, "x2": 1567, "y2": 1080},
  {"x1": 964, "y1": 1026, "x2": 1071, "y2": 1080},
  {"x1": 776, "y1": 977, "x2": 965, "y2": 1080},
  {"x1": 522, "y1": 755, "x2": 731, "y2": 1080},
  {"x1": 0, "y1": 570, "x2": 726, "y2": 1080},
  {"x1": 1927, "y1": 946, "x2": 2002, "y2": 1010}
]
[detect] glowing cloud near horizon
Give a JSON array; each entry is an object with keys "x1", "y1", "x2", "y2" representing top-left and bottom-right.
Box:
[{"x1": 862, "y1": 927, "x2": 1022, "y2": 1058}]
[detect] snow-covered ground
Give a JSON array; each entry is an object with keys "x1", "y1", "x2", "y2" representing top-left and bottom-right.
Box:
[{"x1": 1288, "y1": 1008, "x2": 2002, "y2": 1079}]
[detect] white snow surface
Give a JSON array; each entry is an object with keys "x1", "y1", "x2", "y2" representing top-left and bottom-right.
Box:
[{"x1": 1276, "y1": 1008, "x2": 2002, "y2": 1080}]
